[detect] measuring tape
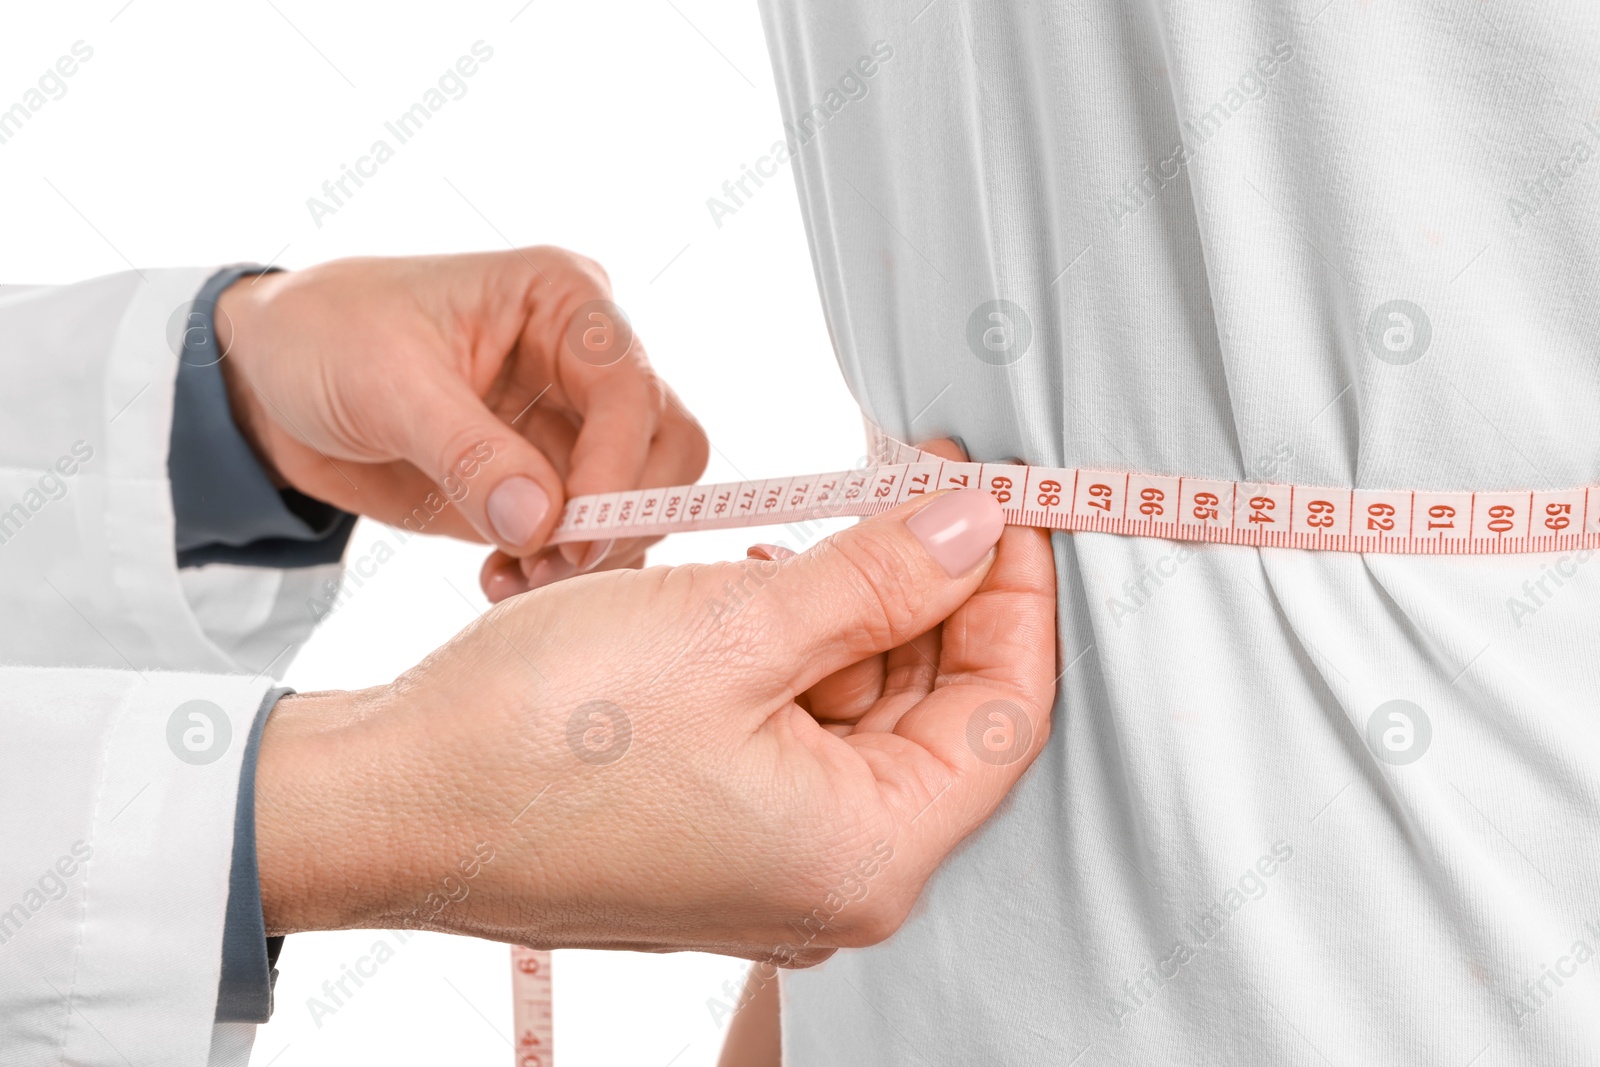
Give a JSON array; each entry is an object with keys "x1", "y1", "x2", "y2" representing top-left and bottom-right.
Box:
[
  {"x1": 511, "y1": 430, "x2": 1600, "y2": 1063},
  {"x1": 544, "y1": 430, "x2": 1600, "y2": 554},
  {"x1": 510, "y1": 946, "x2": 553, "y2": 1067}
]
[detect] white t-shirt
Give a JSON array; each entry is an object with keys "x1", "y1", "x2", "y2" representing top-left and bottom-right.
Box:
[{"x1": 760, "y1": 2, "x2": 1600, "y2": 1062}]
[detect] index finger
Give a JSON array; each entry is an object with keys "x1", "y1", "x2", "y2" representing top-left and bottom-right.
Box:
[
  {"x1": 557, "y1": 335, "x2": 663, "y2": 499},
  {"x1": 507, "y1": 260, "x2": 668, "y2": 503}
]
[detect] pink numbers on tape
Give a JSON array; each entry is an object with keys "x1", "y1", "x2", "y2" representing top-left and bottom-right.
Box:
[
  {"x1": 511, "y1": 946, "x2": 552, "y2": 1067},
  {"x1": 543, "y1": 434, "x2": 1600, "y2": 555}
]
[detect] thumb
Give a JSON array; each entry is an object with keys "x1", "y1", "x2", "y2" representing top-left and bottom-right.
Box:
[
  {"x1": 752, "y1": 488, "x2": 1005, "y2": 689},
  {"x1": 398, "y1": 377, "x2": 566, "y2": 555}
]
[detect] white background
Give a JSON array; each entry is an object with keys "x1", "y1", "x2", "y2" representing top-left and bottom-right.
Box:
[{"x1": 0, "y1": 2, "x2": 865, "y2": 1064}]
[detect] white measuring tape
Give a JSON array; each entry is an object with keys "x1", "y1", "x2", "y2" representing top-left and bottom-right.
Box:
[
  {"x1": 510, "y1": 429, "x2": 1600, "y2": 1063},
  {"x1": 544, "y1": 429, "x2": 1600, "y2": 554},
  {"x1": 510, "y1": 946, "x2": 553, "y2": 1067}
]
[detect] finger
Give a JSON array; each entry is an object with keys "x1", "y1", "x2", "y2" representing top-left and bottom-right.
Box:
[
  {"x1": 487, "y1": 267, "x2": 661, "y2": 567},
  {"x1": 857, "y1": 520, "x2": 1057, "y2": 838},
  {"x1": 515, "y1": 405, "x2": 579, "y2": 481},
  {"x1": 646, "y1": 384, "x2": 712, "y2": 487},
  {"x1": 557, "y1": 351, "x2": 657, "y2": 498},
  {"x1": 529, "y1": 539, "x2": 654, "y2": 581},
  {"x1": 480, "y1": 539, "x2": 652, "y2": 602},
  {"x1": 915, "y1": 437, "x2": 969, "y2": 463},
  {"x1": 550, "y1": 340, "x2": 661, "y2": 566},
  {"x1": 793, "y1": 439, "x2": 968, "y2": 726},
  {"x1": 484, "y1": 546, "x2": 583, "y2": 603},
  {"x1": 756, "y1": 540, "x2": 886, "y2": 722},
  {"x1": 588, "y1": 544, "x2": 650, "y2": 573},
  {"x1": 278, "y1": 454, "x2": 485, "y2": 543},
  {"x1": 558, "y1": 401, "x2": 709, "y2": 566},
  {"x1": 518, "y1": 549, "x2": 581, "y2": 593},
  {"x1": 557, "y1": 375, "x2": 709, "y2": 568},
  {"x1": 799, "y1": 654, "x2": 886, "y2": 724},
  {"x1": 480, "y1": 550, "x2": 530, "y2": 604},
  {"x1": 848, "y1": 629, "x2": 943, "y2": 735},
  {"x1": 837, "y1": 439, "x2": 964, "y2": 733},
  {"x1": 740, "y1": 488, "x2": 1005, "y2": 694},
  {"x1": 797, "y1": 625, "x2": 944, "y2": 730},
  {"x1": 396, "y1": 375, "x2": 568, "y2": 557}
]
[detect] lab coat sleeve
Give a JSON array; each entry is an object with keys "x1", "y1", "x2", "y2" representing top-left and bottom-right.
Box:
[
  {"x1": 0, "y1": 267, "x2": 341, "y2": 676},
  {"x1": 0, "y1": 667, "x2": 276, "y2": 1065},
  {"x1": 0, "y1": 270, "x2": 341, "y2": 1064},
  {"x1": 170, "y1": 265, "x2": 357, "y2": 571}
]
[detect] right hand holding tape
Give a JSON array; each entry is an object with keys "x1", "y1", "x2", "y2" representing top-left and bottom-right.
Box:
[{"x1": 253, "y1": 485, "x2": 1057, "y2": 962}]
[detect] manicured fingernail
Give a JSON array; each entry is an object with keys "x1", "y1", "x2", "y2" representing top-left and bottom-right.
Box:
[
  {"x1": 746, "y1": 543, "x2": 796, "y2": 561},
  {"x1": 905, "y1": 488, "x2": 1004, "y2": 577},
  {"x1": 487, "y1": 477, "x2": 551, "y2": 548},
  {"x1": 523, "y1": 553, "x2": 578, "y2": 588},
  {"x1": 558, "y1": 539, "x2": 612, "y2": 571}
]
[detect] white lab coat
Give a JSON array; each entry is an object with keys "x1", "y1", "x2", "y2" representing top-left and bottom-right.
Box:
[{"x1": 0, "y1": 270, "x2": 343, "y2": 1066}]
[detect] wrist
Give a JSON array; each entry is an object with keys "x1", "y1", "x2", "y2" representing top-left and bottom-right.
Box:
[
  {"x1": 255, "y1": 686, "x2": 408, "y2": 935},
  {"x1": 215, "y1": 275, "x2": 289, "y2": 489}
]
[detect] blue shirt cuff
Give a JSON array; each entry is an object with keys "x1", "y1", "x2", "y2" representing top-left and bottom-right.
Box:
[
  {"x1": 216, "y1": 686, "x2": 292, "y2": 1023},
  {"x1": 169, "y1": 265, "x2": 356, "y2": 569}
]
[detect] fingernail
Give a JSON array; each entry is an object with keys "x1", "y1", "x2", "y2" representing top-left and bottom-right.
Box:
[
  {"x1": 579, "y1": 539, "x2": 613, "y2": 572},
  {"x1": 746, "y1": 543, "x2": 796, "y2": 562},
  {"x1": 559, "y1": 539, "x2": 612, "y2": 571},
  {"x1": 487, "y1": 477, "x2": 551, "y2": 548},
  {"x1": 482, "y1": 567, "x2": 529, "y2": 605},
  {"x1": 949, "y1": 436, "x2": 970, "y2": 459},
  {"x1": 523, "y1": 553, "x2": 578, "y2": 588},
  {"x1": 905, "y1": 488, "x2": 1004, "y2": 577}
]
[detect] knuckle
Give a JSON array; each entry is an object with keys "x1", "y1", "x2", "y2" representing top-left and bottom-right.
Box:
[
  {"x1": 664, "y1": 400, "x2": 711, "y2": 477},
  {"x1": 433, "y1": 426, "x2": 501, "y2": 485},
  {"x1": 826, "y1": 533, "x2": 932, "y2": 647},
  {"x1": 683, "y1": 410, "x2": 711, "y2": 468},
  {"x1": 534, "y1": 244, "x2": 611, "y2": 290},
  {"x1": 691, "y1": 435, "x2": 710, "y2": 479}
]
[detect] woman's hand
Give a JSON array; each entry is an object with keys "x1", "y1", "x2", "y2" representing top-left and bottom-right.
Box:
[
  {"x1": 214, "y1": 247, "x2": 708, "y2": 577},
  {"x1": 256, "y1": 488, "x2": 1057, "y2": 964}
]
